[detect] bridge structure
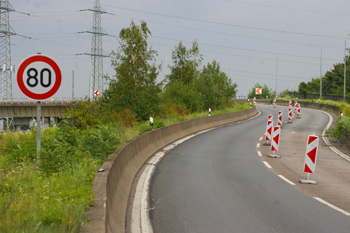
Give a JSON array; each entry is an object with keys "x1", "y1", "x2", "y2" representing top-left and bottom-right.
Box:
[{"x1": 0, "y1": 97, "x2": 83, "y2": 131}]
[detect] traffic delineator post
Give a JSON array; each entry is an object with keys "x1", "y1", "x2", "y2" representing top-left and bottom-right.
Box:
[
  {"x1": 287, "y1": 106, "x2": 293, "y2": 123},
  {"x1": 264, "y1": 115, "x2": 273, "y2": 146},
  {"x1": 268, "y1": 126, "x2": 281, "y2": 158},
  {"x1": 273, "y1": 98, "x2": 276, "y2": 108},
  {"x1": 253, "y1": 97, "x2": 256, "y2": 106},
  {"x1": 299, "y1": 135, "x2": 319, "y2": 185},
  {"x1": 278, "y1": 110, "x2": 283, "y2": 128},
  {"x1": 294, "y1": 101, "x2": 298, "y2": 112},
  {"x1": 296, "y1": 103, "x2": 301, "y2": 118}
]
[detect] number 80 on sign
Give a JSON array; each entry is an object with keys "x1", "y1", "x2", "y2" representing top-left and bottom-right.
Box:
[{"x1": 17, "y1": 54, "x2": 62, "y2": 100}]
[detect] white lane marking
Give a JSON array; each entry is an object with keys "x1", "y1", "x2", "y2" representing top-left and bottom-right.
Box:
[
  {"x1": 163, "y1": 144, "x2": 175, "y2": 151},
  {"x1": 259, "y1": 136, "x2": 263, "y2": 141},
  {"x1": 257, "y1": 151, "x2": 262, "y2": 157},
  {"x1": 314, "y1": 197, "x2": 350, "y2": 216},
  {"x1": 318, "y1": 110, "x2": 350, "y2": 162},
  {"x1": 278, "y1": 175, "x2": 296, "y2": 185},
  {"x1": 132, "y1": 110, "x2": 262, "y2": 232},
  {"x1": 257, "y1": 143, "x2": 260, "y2": 148},
  {"x1": 173, "y1": 135, "x2": 195, "y2": 145},
  {"x1": 263, "y1": 161, "x2": 272, "y2": 169}
]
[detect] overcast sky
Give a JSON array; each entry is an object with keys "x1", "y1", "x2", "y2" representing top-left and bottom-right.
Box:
[{"x1": 8, "y1": 0, "x2": 350, "y2": 99}]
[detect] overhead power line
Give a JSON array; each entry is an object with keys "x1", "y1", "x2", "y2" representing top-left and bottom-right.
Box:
[
  {"x1": 226, "y1": 0, "x2": 350, "y2": 17},
  {"x1": 151, "y1": 35, "x2": 342, "y2": 61},
  {"x1": 106, "y1": 5, "x2": 348, "y2": 39},
  {"x1": 123, "y1": 0, "x2": 350, "y2": 34}
]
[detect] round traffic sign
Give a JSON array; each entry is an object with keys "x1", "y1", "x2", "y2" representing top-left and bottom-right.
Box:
[{"x1": 17, "y1": 54, "x2": 62, "y2": 100}]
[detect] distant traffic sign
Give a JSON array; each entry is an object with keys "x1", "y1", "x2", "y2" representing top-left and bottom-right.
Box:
[
  {"x1": 255, "y1": 88, "x2": 262, "y2": 95},
  {"x1": 17, "y1": 54, "x2": 61, "y2": 100},
  {"x1": 94, "y1": 90, "x2": 99, "y2": 96}
]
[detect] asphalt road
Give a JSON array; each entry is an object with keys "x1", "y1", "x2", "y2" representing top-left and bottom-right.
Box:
[{"x1": 149, "y1": 105, "x2": 350, "y2": 233}]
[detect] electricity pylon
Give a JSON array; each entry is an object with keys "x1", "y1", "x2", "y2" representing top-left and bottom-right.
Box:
[
  {"x1": 80, "y1": 0, "x2": 109, "y2": 99},
  {"x1": 0, "y1": 0, "x2": 16, "y2": 100}
]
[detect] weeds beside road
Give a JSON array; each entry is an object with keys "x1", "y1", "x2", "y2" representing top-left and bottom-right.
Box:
[{"x1": 0, "y1": 101, "x2": 249, "y2": 232}]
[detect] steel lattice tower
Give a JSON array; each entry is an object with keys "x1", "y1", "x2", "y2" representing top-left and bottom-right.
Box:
[
  {"x1": 87, "y1": 0, "x2": 108, "y2": 99},
  {"x1": 0, "y1": 0, "x2": 15, "y2": 100}
]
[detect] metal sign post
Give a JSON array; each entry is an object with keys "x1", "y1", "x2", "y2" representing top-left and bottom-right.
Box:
[
  {"x1": 17, "y1": 54, "x2": 62, "y2": 164},
  {"x1": 37, "y1": 101, "x2": 41, "y2": 162}
]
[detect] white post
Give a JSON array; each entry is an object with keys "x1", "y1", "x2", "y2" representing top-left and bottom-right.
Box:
[
  {"x1": 344, "y1": 41, "x2": 347, "y2": 100},
  {"x1": 320, "y1": 46, "x2": 322, "y2": 98},
  {"x1": 275, "y1": 50, "x2": 278, "y2": 98}
]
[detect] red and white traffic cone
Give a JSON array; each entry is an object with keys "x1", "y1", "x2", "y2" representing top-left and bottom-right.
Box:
[
  {"x1": 268, "y1": 126, "x2": 281, "y2": 158},
  {"x1": 273, "y1": 98, "x2": 276, "y2": 108},
  {"x1": 299, "y1": 135, "x2": 319, "y2": 184},
  {"x1": 264, "y1": 115, "x2": 273, "y2": 146}
]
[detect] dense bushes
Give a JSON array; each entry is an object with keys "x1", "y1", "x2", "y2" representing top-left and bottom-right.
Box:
[{"x1": 0, "y1": 117, "x2": 121, "y2": 232}]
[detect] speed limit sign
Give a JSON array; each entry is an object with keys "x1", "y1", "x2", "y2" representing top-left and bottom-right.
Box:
[{"x1": 17, "y1": 54, "x2": 62, "y2": 100}]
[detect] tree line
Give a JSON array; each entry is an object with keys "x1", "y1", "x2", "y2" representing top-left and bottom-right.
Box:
[
  {"x1": 100, "y1": 20, "x2": 238, "y2": 120},
  {"x1": 298, "y1": 55, "x2": 350, "y2": 96}
]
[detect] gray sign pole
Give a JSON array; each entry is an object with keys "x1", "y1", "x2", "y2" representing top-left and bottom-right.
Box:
[{"x1": 37, "y1": 101, "x2": 41, "y2": 162}]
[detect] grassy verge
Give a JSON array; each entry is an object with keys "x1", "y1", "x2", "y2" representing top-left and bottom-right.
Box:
[{"x1": 0, "y1": 102, "x2": 249, "y2": 232}]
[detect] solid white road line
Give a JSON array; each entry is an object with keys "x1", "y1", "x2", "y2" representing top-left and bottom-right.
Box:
[
  {"x1": 263, "y1": 161, "x2": 272, "y2": 169},
  {"x1": 278, "y1": 175, "x2": 296, "y2": 185},
  {"x1": 163, "y1": 144, "x2": 175, "y2": 151},
  {"x1": 257, "y1": 151, "x2": 262, "y2": 157},
  {"x1": 314, "y1": 197, "x2": 350, "y2": 216},
  {"x1": 319, "y1": 110, "x2": 350, "y2": 162},
  {"x1": 132, "y1": 110, "x2": 262, "y2": 232}
]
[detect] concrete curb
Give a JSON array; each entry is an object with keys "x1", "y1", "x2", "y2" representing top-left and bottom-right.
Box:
[{"x1": 80, "y1": 107, "x2": 258, "y2": 233}]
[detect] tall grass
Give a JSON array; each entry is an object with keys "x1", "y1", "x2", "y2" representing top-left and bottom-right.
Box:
[{"x1": 0, "y1": 102, "x2": 250, "y2": 232}]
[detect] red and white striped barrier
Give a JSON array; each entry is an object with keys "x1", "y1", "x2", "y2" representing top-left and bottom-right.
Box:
[
  {"x1": 294, "y1": 101, "x2": 298, "y2": 112},
  {"x1": 288, "y1": 106, "x2": 292, "y2": 122},
  {"x1": 296, "y1": 103, "x2": 301, "y2": 118},
  {"x1": 268, "y1": 126, "x2": 281, "y2": 158},
  {"x1": 253, "y1": 97, "x2": 256, "y2": 106},
  {"x1": 265, "y1": 115, "x2": 273, "y2": 142},
  {"x1": 289, "y1": 100, "x2": 292, "y2": 107},
  {"x1": 273, "y1": 98, "x2": 276, "y2": 108},
  {"x1": 278, "y1": 110, "x2": 283, "y2": 126},
  {"x1": 300, "y1": 135, "x2": 319, "y2": 184}
]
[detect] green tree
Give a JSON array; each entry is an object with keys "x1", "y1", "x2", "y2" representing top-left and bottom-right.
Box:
[
  {"x1": 166, "y1": 40, "x2": 203, "y2": 85},
  {"x1": 297, "y1": 55, "x2": 350, "y2": 95},
  {"x1": 103, "y1": 20, "x2": 161, "y2": 120},
  {"x1": 247, "y1": 83, "x2": 275, "y2": 99},
  {"x1": 298, "y1": 77, "x2": 320, "y2": 94},
  {"x1": 197, "y1": 60, "x2": 237, "y2": 109},
  {"x1": 160, "y1": 81, "x2": 204, "y2": 112}
]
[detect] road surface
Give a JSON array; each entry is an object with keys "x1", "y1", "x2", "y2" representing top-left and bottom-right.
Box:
[{"x1": 149, "y1": 105, "x2": 350, "y2": 233}]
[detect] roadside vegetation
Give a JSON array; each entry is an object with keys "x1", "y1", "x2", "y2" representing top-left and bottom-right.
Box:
[
  {"x1": 0, "y1": 20, "x2": 246, "y2": 232},
  {"x1": 277, "y1": 94, "x2": 350, "y2": 144}
]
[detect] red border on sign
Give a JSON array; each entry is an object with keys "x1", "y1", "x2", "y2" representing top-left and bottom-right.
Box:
[{"x1": 17, "y1": 55, "x2": 62, "y2": 100}]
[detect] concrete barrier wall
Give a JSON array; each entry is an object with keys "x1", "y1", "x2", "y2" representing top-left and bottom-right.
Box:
[
  {"x1": 276, "y1": 100, "x2": 340, "y2": 115},
  {"x1": 81, "y1": 107, "x2": 257, "y2": 233},
  {"x1": 231, "y1": 99, "x2": 270, "y2": 104}
]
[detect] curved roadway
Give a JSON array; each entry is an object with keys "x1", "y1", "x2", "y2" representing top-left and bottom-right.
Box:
[{"x1": 149, "y1": 105, "x2": 350, "y2": 233}]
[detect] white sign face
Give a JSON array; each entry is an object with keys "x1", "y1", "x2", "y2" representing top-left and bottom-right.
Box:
[
  {"x1": 22, "y1": 61, "x2": 57, "y2": 95},
  {"x1": 17, "y1": 54, "x2": 61, "y2": 100}
]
